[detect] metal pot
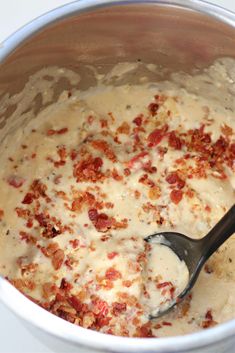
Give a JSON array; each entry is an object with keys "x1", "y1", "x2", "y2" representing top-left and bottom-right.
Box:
[{"x1": 0, "y1": 1, "x2": 235, "y2": 352}]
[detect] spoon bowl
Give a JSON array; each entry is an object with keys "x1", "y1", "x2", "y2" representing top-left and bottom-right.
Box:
[{"x1": 145, "y1": 205, "x2": 235, "y2": 319}]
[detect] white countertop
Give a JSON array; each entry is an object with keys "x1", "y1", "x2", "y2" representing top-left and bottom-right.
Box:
[{"x1": 0, "y1": 1, "x2": 235, "y2": 352}]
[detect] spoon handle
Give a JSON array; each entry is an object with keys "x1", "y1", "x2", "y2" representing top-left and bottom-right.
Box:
[{"x1": 200, "y1": 204, "x2": 235, "y2": 260}]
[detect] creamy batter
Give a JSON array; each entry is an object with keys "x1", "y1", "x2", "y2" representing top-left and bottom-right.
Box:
[{"x1": 0, "y1": 58, "x2": 234, "y2": 337}]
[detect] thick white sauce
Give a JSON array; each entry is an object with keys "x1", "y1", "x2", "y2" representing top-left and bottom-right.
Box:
[
  {"x1": 144, "y1": 243, "x2": 189, "y2": 317},
  {"x1": 0, "y1": 59, "x2": 234, "y2": 337}
]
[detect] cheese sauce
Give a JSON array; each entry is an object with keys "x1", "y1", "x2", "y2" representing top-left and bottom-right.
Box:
[{"x1": 0, "y1": 58, "x2": 234, "y2": 337}]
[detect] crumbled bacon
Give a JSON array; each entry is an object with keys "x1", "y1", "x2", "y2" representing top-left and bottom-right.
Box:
[
  {"x1": 7, "y1": 175, "x2": 25, "y2": 188},
  {"x1": 117, "y1": 122, "x2": 130, "y2": 135},
  {"x1": 91, "y1": 140, "x2": 117, "y2": 162},
  {"x1": 170, "y1": 189, "x2": 183, "y2": 204},
  {"x1": 107, "y1": 252, "x2": 118, "y2": 260},
  {"x1": 52, "y1": 249, "x2": 65, "y2": 270},
  {"x1": 47, "y1": 127, "x2": 68, "y2": 136},
  {"x1": 133, "y1": 115, "x2": 143, "y2": 126},
  {"x1": 88, "y1": 208, "x2": 113, "y2": 232},
  {"x1": 54, "y1": 146, "x2": 67, "y2": 167},
  {"x1": 148, "y1": 186, "x2": 161, "y2": 200},
  {"x1": 162, "y1": 321, "x2": 172, "y2": 326},
  {"x1": 60, "y1": 278, "x2": 73, "y2": 292},
  {"x1": 0, "y1": 209, "x2": 4, "y2": 220},
  {"x1": 22, "y1": 193, "x2": 34, "y2": 204},
  {"x1": 166, "y1": 172, "x2": 185, "y2": 189},
  {"x1": 221, "y1": 124, "x2": 233, "y2": 137},
  {"x1": 137, "y1": 323, "x2": 154, "y2": 338},
  {"x1": 68, "y1": 296, "x2": 83, "y2": 312},
  {"x1": 42, "y1": 282, "x2": 58, "y2": 299},
  {"x1": 127, "y1": 151, "x2": 148, "y2": 169},
  {"x1": 157, "y1": 281, "x2": 173, "y2": 289},
  {"x1": 201, "y1": 310, "x2": 217, "y2": 328},
  {"x1": 105, "y1": 267, "x2": 122, "y2": 280},
  {"x1": 147, "y1": 125, "x2": 168, "y2": 147},
  {"x1": 148, "y1": 102, "x2": 159, "y2": 116},
  {"x1": 168, "y1": 131, "x2": 182, "y2": 150},
  {"x1": 138, "y1": 174, "x2": 155, "y2": 188},
  {"x1": 73, "y1": 156, "x2": 104, "y2": 183},
  {"x1": 112, "y1": 302, "x2": 127, "y2": 316}
]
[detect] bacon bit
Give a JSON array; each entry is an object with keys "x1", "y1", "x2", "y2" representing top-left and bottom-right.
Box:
[
  {"x1": 205, "y1": 310, "x2": 213, "y2": 321},
  {"x1": 60, "y1": 278, "x2": 73, "y2": 292},
  {"x1": 73, "y1": 156, "x2": 104, "y2": 183},
  {"x1": 0, "y1": 209, "x2": 4, "y2": 220},
  {"x1": 147, "y1": 125, "x2": 168, "y2": 147},
  {"x1": 138, "y1": 323, "x2": 154, "y2": 338},
  {"x1": 88, "y1": 209, "x2": 113, "y2": 232},
  {"x1": 70, "y1": 149, "x2": 78, "y2": 161},
  {"x1": 7, "y1": 175, "x2": 25, "y2": 188},
  {"x1": 19, "y1": 231, "x2": 36, "y2": 244},
  {"x1": 134, "y1": 190, "x2": 141, "y2": 199},
  {"x1": 69, "y1": 239, "x2": 79, "y2": 249},
  {"x1": 162, "y1": 321, "x2": 172, "y2": 326},
  {"x1": 139, "y1": 174, "x2": 155, "y2": 188},
  {"x1": 148, "y1": 102, "x2": 159, "y2": 116},
  {"x1": 201, "y1": 310, "x2": 217, "y2": 328},
  {"x1": 100, "y1": 119, "x2": 108, "y2": 128},
  {"x1": 212, "y1": 136, "x2": 228, "y2": 159},
  {"x1": 170, "y1": 189, "x2": 183, "y2": 204},
  {"x1": 47, "y1": 127, "x2": 68, "y2": 136},
  {"x1": 88, "y1": 208, "x2": 98, "y2": 222},
  {"x1": 166, "y1": 172, "x2": 185, "y2": 189},
  {"x1": 124, "y1": 168, "x2": 131, "y2": 176},
  {"x1": 148, "y1": 186, "x2": 161, "y2": 200},
  {"x1": 221, "y1": 124, "x2": 233, "y2": 137},
  {"x1": 96, "y1": 317, "x2": 112, "y2": 328},
  {"x1": 111, "y1": 168, "x2": 123, "y2": 181},
  {"x1": 52, "y1": 249, "x2": 65, "y2": 270},
  {"x1": 105, "y1": 202, "x2": 114, "y2": 209},
  {"x1": 133, "y1": 115, "x2": 143, "y2": 126},
  {"x1": 71, "y1": 198, "x2": 83, "y2": 212},
  {"x1": 54, "y1": 146, "x2": 67, "y2": 167},
  {"x1": 122, "y1": 280, "x2": 132, "y2": 288},
  {"x1": 93, "y1": 299, "x2": 109, "y2": 317},
  {"x1": 11, "y1": 278, "x2": 36, "y2": 292},
  {"x1": 117, "y1": 122, "x2": 130, "y2": 135},
  {"x1": 91, "y1": 140, "x2": 117, "y2": 162},
  {"x1": 112, "y1": 302, "x2": 127, "y2": 316},
  {"x1": 113, "y1": 218, "x2": 128, "y2": 230},
  {"x1": 204, "y1": 264, "x2": 213, "y2": 274},
  {"x1": 22, "y1": 193, "x2": 34, "y2": 204},
  {"x1": 168, "y1": 131, "x2": 182, "y2": 150},
  {"x1": 107, "y1": 252, "x2": 118, "y2": 260},
  {"x1": 205, "y1": 205, "x2": 211, "y2": 212},
  {"x1": 187, "y1": 125, "x2": 211, "y2": 154},
  {"x1": 169, "y1": 286, "x2": 175, "y2": 299},
  {"x1": 69, "y1": 296, "x2": 83, "y2": 312},
  {"x1": 127, "y1": 151, "x2": 148, "y2": 168},
  {"x1": 105, "y1": 267, "x2": 122, "y2": 281},
  {"x1": 157, "y1": 281, "x2": 173, "y2": 289},
  {"x1": 42, "y1": 282, "x2": 57, "y2": 299},
  {"x1": 41, "y1": 242, "x2": 59, "y2": 257}
]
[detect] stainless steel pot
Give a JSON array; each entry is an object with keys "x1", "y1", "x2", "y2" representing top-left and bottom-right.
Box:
[{"x1": 0, "y1": 1, "x2": 235, "y2": 352}]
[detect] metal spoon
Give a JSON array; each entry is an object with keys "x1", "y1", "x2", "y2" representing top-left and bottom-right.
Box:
[{"x1": 145, "y1": 204, "x2": 235, "y2": 319}]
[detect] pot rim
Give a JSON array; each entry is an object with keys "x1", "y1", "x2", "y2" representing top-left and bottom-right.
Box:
[{"x1": 1, "y1": 0, "x2": 235, "y2": 351}]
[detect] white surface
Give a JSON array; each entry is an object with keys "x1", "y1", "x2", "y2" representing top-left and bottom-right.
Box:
[{"x1": 0, "y1": 0, "x2": 235, "y2": 352}]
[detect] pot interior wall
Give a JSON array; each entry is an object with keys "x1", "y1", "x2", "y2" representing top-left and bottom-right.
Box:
[{"x1": 1, "y1": 4, "x2": 235, "y2": 95}]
